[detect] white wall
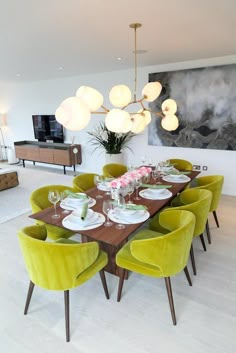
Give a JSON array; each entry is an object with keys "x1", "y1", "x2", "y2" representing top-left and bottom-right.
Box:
[{"x1": 0, "y1": 55, "x2": 236, "y2": 195}]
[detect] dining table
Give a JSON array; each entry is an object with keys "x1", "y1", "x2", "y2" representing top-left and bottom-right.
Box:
[{"x1": 29, "y1": 170, "x2": 200, "y2": 277}]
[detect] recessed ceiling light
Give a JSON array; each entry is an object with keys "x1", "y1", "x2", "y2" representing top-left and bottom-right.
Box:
[
  {"x1": 117, "y1": 57, "x2": 122, "y2": 61},
  {"x1": 57, "y1": 66, "x2": 64, "y2": 70},
  {"x1": 16, "y1": 73, "x2": 21, "y2": 77}
]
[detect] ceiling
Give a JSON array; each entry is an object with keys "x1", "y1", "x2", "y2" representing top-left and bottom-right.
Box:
[{"x1": 0, "y1": 0, "x2": 236, "y2": 82}]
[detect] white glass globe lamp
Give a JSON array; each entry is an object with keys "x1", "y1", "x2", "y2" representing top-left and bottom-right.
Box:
[
  {"x1": 142, "y1": 82, "x2": 162, "y2": 102},
  {"x1": 109, "y1": 85, "x2": 132, "y2": 107},
  {"x1": 161, "y1": 114, "x2": 179, "y2": 131},
  {"x1": 105, "y1": 109, "x2": 132, "y2": 133},
  {"x1": 76, "y1": 86, "x2": 103, "y2": 112}
]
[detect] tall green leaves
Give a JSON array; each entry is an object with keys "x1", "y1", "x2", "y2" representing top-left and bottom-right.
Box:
[{"x1": 87, "y1": 123, "x2": 135, "y2": 154}]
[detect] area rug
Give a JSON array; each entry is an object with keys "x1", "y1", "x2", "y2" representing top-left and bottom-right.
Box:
[{"x1": 0, "y1": 166, "x2": 74, "y2": 223}]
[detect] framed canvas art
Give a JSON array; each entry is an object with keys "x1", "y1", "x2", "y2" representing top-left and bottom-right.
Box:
[{"x1": 148, "y1": 63, "x2": 236, "y2": 150}]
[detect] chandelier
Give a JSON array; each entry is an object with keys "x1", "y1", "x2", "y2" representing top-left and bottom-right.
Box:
[{"x1": 55, "y1": 23, "x2": 179, "y2": 133}]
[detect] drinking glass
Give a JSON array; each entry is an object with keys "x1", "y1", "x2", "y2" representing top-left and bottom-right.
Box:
[
  {"x1": 102, "y1": 199, "x2": 113, "y2": 227},
  {"x1": 94, "y1": 175, "x2": 103, "y2": 199},
  {"x1": 60, "y1": 191, "x2": 70, "y2": 214},
  {"x1": 126, "y1": 182, "x2": 134, "y2": 203},
  {"x1": 48, "y1": 190, "x2": 60, "y2": 219},
  {"x1": 134, "y1": 178, "x2": 141, "y2": 201}
]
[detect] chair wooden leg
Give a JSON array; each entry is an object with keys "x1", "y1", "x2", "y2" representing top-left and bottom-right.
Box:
[
  {"x1": 64, "y1": 290, "x2": 70, "y2": 342},
  {"x1": 164, "y1": 277, "x2": 177, "y2": 325},
  {"x1": 24, "y1": 281, "x2": 35, "y2": 315},
  {"x1": 213, "y1": 210, "x2": 219, "y2": 228},
  {"x1": 190, "y1": 245, "x2": 197, "y2": 275},
  {"x1": 184, "y1": 266, "x2": 192, "y2": 286},
  {"x1": 200, "y1": 233, "x2": 207, "y2": 252},
  {"x1": 117, "y1": 268, "x2": 126, "y2": 302},
  {"x1": 99, "y1": 270, "x2": 109, "y2": 299},
  {"x1": 206, "y1": 219, "x2": 211, "y2": 244}
]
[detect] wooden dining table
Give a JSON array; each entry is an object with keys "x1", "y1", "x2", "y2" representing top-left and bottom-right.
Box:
[{"x1": 29, "y1": 170, "x2": 200, "y2": 276}]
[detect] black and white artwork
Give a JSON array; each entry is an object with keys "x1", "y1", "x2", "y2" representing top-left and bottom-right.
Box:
[{"x1": 148, "y1": 64, "x2": 236, "y2": 150}]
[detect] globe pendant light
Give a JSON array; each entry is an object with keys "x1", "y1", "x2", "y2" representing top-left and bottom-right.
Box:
[{"x1": 55, "y1": 23, "x2": 179, "y2": 133}]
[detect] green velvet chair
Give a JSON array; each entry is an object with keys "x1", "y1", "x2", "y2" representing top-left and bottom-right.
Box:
[
  {"x1": 116, "y1": 209, "x2": 195, "y2": 325},
  {"x1": 189, "y1": 175, "x2": 224, "y2": 244},
  {"x1": 150, "y1": 189, "x2": 212, "y2": 275},
  {"x1": 73, "y1": 173, "x2": 98, "y2": 192},
  {"x1": 18, "y1": 225, "x2": 109, "y2": 342},
  {"x1": 102, "y1": 163, "x2": 127, "y2": 178},
  {"x1": 30, "y1": 184, "x2": 76, "y2": 240},
  {"x1": 169, "y1": 158, "x2": 193, "y2": 171}
]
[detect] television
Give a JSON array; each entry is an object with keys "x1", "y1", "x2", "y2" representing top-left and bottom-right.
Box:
[{"x1": 32, "y1": 115, "x2": 64, "y2": 143}]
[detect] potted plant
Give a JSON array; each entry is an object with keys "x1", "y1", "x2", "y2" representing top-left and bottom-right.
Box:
[{"x1": 87, "y1": 123, "x2": 135, "y2": 163}]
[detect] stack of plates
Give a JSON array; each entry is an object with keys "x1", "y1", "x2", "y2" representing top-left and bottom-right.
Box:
[
  {"x1": 62, "y1": 209, "x2": 105, "y2": 230},
  {"x1": 163, "y1": 174, "x2": 191, "y2": 183},
  {"x1": 139, "y1": 188, "x2": 173, "y2": 200},
  {"x1": 60, "y1": 193, "x2": 96, "y2": 210},
  {"x1": 108, "y1": 207, "x2": 150, "y2": 224}
]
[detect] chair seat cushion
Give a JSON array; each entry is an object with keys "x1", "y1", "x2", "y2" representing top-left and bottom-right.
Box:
[{"x1": 116, "y1": 231, "x2": 164, "y2": 278}]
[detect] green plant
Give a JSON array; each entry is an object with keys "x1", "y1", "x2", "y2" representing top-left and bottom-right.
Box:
[{"x1": 87, "y1": 123, "x2": 135, "y2": 154}]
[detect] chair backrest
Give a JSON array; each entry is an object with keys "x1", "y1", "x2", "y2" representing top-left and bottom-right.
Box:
[
  {"x1": 102, "y1": 163, "x2": 127, "y2": 178},
  {"x1": 73, "y1": 173, "x2": 98, "y2": 192},
  {"x1": 18, "y1": 225, "x2": 99, "y2": 290},
  {"x1": 30, "y1": 185, "x2": 75, "y2": 213},
  {"x1": 192, "y1": 175, "x2": 224, "y2": 212},
  {"x1": 169, "y1": 158, "x2": 193, "y2": 171},
  {"x1": 130, "y1": 210, "x2": 195, "y2": 277},
  {"x1": 170, "y1": 188, "x2": 212, "y2": 237}
]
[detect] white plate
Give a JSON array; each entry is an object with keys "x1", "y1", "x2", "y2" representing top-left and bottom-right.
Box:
[
  {"x1": 162, "y1": 175, "x2": 191, "y2": 183},
  {"x1": 60, "y1": 197, "x2": 96, "y2": 210},
  {"x1": 70, "y1": 208, "x2": 94, "y2": 223},
  {"x1": 139, "y1": 189, "x2": 173, "y2": 200},
  {"x1": 163, "y1": 166, "x2": 174, "y2": 172},
  {"x1": 114, "y1": 207, "x2": 145, "y2": 220},
  {"x1": 62, "y1": 212, "x2": 105, "y2": 230},
  {"x1": 98, "y1": 182, "x2": 111, "y2": 192},
  {"x1": 118, "y1": 208, "x2": 138, "y2": 217},
  {"x1": 108, "y1": 209, "x2": 150, "y2": 224}
]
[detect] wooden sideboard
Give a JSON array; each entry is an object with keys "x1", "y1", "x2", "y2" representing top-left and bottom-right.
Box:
[{"x1": 14, "y1": 140, "x2": 82, "y2": 174}]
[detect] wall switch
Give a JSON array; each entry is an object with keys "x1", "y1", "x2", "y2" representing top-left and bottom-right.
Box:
[{"x1": 193, "y1": 165, "x2": 201, "y2": 170}]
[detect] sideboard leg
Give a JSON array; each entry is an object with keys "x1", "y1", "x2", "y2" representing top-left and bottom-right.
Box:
[{"x1": 63, "y1": 166, "x2": 66, "y2": 174}]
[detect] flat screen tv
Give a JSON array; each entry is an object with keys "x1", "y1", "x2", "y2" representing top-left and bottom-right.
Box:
[{"x1": 32, "y1": 115, "x2": 64, "y2": 143}]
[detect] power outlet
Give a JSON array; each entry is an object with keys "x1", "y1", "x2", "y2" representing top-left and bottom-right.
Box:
[
  {"x1": 193, "y1": 165, "x2": 201, "y2": 170},
  {"x1": 203, "y1": 166, "x2": 208, "y2": 171}
]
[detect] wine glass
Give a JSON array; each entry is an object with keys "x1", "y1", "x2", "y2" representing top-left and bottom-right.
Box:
[
  {"x1": 115, "y1": 194, "x2": 126, "y2": 230},
  {"x1": 152, "y1": 169, "x2": 159, "y2": 184},
  {"x1": 94, "y1": 175, "x2": 103, "y2": 199},
  {"x1": 148, "y1": 158, "x2": 153, "y2": 167},
  {"x1": 126, "y1": 182, "x2": 134, "y2": 204},
  {"x1": 59, "y1": 191, "x2": 70, "y2": 214},
  {"x1": 141, "y1": 155, "x2": 146, "y2": 165},
  {"x1": 102, "y1": 200, "x2": 113, "y2": 227},
  {"x1": 134, "y1": 178, "x2": 142, "y2": 201},
  {"x1": 48, "y1": 190, "x2": 60, "y2": 219}
]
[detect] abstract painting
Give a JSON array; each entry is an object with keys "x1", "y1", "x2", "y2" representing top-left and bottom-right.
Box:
[{"x1": 148, "y1": 63, "x2": 236, "y2": 150}]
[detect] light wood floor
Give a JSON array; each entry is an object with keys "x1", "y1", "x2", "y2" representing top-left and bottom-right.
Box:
[{"x1": 0, "y1": 195, "x2": 235, "y2": 353}]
